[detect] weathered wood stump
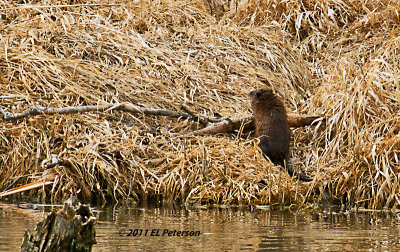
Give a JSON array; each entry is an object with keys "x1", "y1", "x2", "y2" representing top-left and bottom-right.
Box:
[{"x1": 20, "y1": 198, "x2": 96, "y2": 252}]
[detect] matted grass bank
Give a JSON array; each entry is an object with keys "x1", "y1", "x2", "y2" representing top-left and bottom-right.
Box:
[{"x1": 1, "y1": 0, "x2": 399, "y2": 209}]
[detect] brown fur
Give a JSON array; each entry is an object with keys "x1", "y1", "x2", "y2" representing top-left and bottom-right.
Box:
[{"x1": 249, "y1": 89, "x2": 312, "y2": 182}]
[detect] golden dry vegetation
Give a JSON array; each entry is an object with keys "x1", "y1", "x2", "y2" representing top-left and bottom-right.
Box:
[{"x1": 0, "y1": 0, "x2": 399, "y2": 209}]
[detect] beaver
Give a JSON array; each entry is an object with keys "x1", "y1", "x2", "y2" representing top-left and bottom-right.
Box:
[{"x1": 249, "y1": 89, "x2": 312, "y2": 182}]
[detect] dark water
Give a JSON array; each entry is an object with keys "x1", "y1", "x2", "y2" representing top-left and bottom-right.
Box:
[{"x1": 1, "y1": 202, "x2": 400, "y2": 251}]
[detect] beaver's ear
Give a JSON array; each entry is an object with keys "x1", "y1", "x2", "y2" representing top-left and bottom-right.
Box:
[
  {"x1": 255, "y1": 90, "x2": 264, "y2": 98},
  {"x1": 249, "y1": 90, "x2": 261, "y2": 99},
  {"x1": 249, "y1": 89, "x2": 270, "y2": 100},
  {"x1": 263, "y1": 89, "x2": 273, "y2": 95},
  {"x1": 249, "y1": 90, "x2": 256, "y2": 98}
]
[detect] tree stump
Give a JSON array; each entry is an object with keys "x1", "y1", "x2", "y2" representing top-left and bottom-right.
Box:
[{"x1": 20, "y1": 200, "x2": 96, "y2": 252}]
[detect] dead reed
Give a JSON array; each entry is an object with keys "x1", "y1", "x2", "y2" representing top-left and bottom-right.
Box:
[{"x1": 0, "y1": 0, "x2": 399, "y2": 209}]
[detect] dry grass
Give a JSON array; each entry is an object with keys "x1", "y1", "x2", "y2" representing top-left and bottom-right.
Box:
[{"x1": 0, "y1": 0, "x2": 399, "y2": 209}]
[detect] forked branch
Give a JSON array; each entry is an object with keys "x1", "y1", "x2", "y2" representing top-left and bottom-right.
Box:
[{"x1": 0, "y1": 103, "x2": 323, "y2": 134}]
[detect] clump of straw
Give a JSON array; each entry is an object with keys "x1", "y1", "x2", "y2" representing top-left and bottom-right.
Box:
[{"x1": 1, "y1": 0, "x2": 399, "y2": 209}]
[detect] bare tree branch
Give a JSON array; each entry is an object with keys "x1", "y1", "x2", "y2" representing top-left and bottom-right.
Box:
[
  {"x1": 287, "y1": 113, "x2": 324, "y2": 128},
  {"x1": 195, "y1": 116, "x2": 254, "y2": 135},
  {"x1": 0, "y1": 103, "x2": 324, "y2": 135},
  {"x1": 0, "y1": 103, "x2": 198, "y2": 121},
  {"x1": 180, "y1": 104, "x2": 209, "y2": 125},
  {"x1": 194, "y1": 114, "x2": 323, "y2": 135}
]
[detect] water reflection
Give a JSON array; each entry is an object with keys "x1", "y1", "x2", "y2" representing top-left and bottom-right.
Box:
[
  {"x1": 0, "y1": 202, "x2": 47, "y2": 251},
  {"x1": 1, "y1": 202, "x2": 400, "y2": 251}
]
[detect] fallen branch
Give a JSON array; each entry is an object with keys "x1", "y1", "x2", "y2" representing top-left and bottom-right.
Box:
[
  {"x1": 0, "y1": 104, "x2": 323, "y2": 134},
  {"x1": 0, "y1": 103, "x2": 215, "y2": 122},
  {"x1": 180, "y1": 104, "x2": 209, "y2": 125},
  {"x1": 194, "y1": 116, "x2": 254, "y2": 135},
  {"x1": 3, "y1": 3, "x2": 121, "y2": 11},
  {"x1": 195, "y1": 114, "x2": 324, "y2": 135},
  {"x1": 287, "y1": 113, "x2": 324, "y2": 128}
]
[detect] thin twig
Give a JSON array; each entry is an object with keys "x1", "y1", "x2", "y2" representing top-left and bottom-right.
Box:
[
  {"x1": 376, "y1": 10, "x2": 391, "y2": 50},
  {"x1": 2, "y1": 166, "x2": 33, "y2": 193}
]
